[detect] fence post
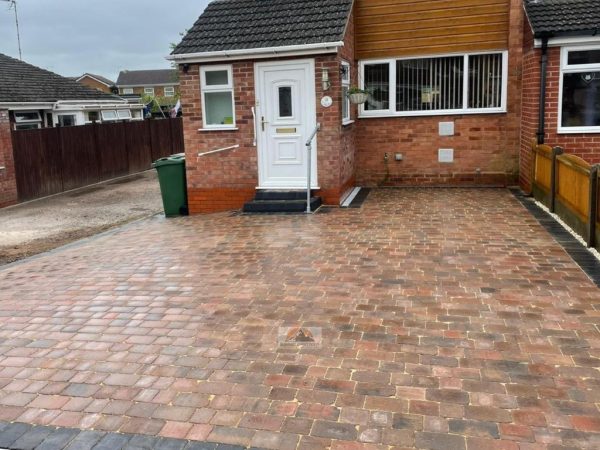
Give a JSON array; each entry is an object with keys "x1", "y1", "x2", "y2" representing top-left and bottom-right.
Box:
[
  {"x1": 550, "y1": 146, "x2": 563, "y2": 213},
  {"x1": 588, "y1": 164, "x2": 599, "y2": 248}
]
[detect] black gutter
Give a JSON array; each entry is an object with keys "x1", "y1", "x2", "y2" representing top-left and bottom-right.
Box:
[{"x1": 537, "y1": 36, "x2": 549, "y2": 144}]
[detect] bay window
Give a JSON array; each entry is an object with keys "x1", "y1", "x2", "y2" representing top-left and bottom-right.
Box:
[
  {"x1": 559, "y1": 46, "x2": 600, "y2": 133},
  {"x1": 360, "y1": 51, "x2": 507, "y2": 117},
  {"x1": 200, "y1": 65, "x2": 236, "y2": 129}
]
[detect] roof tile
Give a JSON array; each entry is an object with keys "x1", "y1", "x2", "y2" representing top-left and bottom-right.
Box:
[
  {"x1": 172, "y1": 0, "x2": 353, "y2": 55},
  {"x1": 0, "y1": 53, "x2": 122, "y2": 103},
  {"x1": 525, "y1": 0, "x2": 600, "y2": 36}
]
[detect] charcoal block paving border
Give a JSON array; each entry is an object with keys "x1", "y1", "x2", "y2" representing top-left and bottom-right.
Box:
[
  {"x1": 512, "y1": 188, "x2": 600, "y2": 286},
  {"x1": 0, "y1": 421, "x2": 267, "y2": 450}
]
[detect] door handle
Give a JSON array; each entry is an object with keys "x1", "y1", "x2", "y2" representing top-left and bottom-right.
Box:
[{"x1": 261, "y1": 116, "x2": 269, "y2": 131}]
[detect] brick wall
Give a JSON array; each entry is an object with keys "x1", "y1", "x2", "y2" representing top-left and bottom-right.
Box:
[
  {"x1": 355, "y1": 0, "x2": 524, "y2": 188},
  {"x1": 0, "y1": 110, "x2": 18, "y2": 208},
  {"x1": 520, "y1": 24, "x2": 600, "y2": 191},
  {"x1": 120, "y1": 86, "x2": 180, "y2": 97},
  {"x1": 78, "y1": 76, "x2": 113, "y2": 93},
  {"x1": 181, "y1": 51, "x2": 358, "y2": 213}
]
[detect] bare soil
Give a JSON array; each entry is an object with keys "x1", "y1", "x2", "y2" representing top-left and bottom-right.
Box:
[{"x1": 0, "y1": 171, "x2": 163, "y2": 266}]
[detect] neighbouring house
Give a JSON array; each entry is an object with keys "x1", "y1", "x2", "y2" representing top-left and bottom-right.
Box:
[
  {"x1": 75, "y1": 73, "x2": 116, "y2": 94},
  {"x1": 115, "y1": 69, "x2": 180, "y2": 104},
  {"x1": 0, "y1": 53, "x2": 144, "y2": 130},
  {"x1": 520, "y1": 0, "x2": 600, "y2": 190},
  {"x1": 170, "y1": 0, "x2": 525, "y2": 214}
]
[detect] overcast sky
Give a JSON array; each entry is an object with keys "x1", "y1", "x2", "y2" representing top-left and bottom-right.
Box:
[{"x1": 0, "y1": 1, "x2": 211, "y2": 80}]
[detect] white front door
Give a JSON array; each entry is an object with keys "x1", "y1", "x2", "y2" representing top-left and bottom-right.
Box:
[{"x1": 255, "y1": 60, "x2": 317, "y2": 189}]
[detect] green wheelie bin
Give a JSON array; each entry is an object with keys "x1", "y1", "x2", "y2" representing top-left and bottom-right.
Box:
[{"x1": 152, "y1": 155, "x2": 188, "y2": 217}]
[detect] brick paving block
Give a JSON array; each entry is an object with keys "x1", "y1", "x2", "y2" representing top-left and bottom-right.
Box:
[
  {"x1": 124, "y1": 434, "x2": 157, "y2": 449},
  {"x1": 120, "y1": 418, "x2": 166, "y2": 436},
  {"x1": 448, "y1": 419, "x2": 500, "y2": 439},
  {"x1": 93, "y1": 432, "x2": 132, "y2": 450},
  {"x1": 465, "y1": 406, "x2": 512, "y2": 423},
  {"x1": 426, "y1": 389, "x2": 470, "y2": 405},
  {"x1": 159, "y1": 421, "x2": 193, "y2": 440},
  {"x1": 153, "y1": 405, "x2": 195, "y2": 422},
  {"x1": 415, "y1": 431, "x2": 466, "y2": 450},
  {"x1": 238, "y1": 414, "x2": 284, "y2": 432},
  {"x1": 35, "y1": 428, "x2": 80, "y2": 450},
  {"x1": 465, "y1": 437, "x2": 520, "y2": 450},
  {"x1": 184, "y1": 442, "x2": 217, "y2": 450},
  {"x1": 0, "y1": 422, "x2": 32, "y2": 448},
  {"x1": 154, "y1": 437, "x2": 188, "y2": 450},
  {"x1": 311, "y1": 420, "x2": 357, "y2": 441},
  {"x1": 186, "y1": 424, "x2": 213, "y2": 442},
  {"x1": 297, "y1": 435, "x2": 331, "y2": 450},
  {"x1": 63, "y1": 430, "x2": 105, "y2": 450},
  {"x1": 250, "y1": 430, "x2": 298, "y2": 450},
  {"x1": 6, "y1": 424, "x2": 51, "y2": 450},
  {"x1": 207, "y1": 426, "x2": 254, "y2": 447}
]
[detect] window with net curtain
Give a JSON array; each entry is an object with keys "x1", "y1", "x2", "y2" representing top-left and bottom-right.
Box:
[{"x1": 362, "y1": 52, "x2": 505, "y2": 114}]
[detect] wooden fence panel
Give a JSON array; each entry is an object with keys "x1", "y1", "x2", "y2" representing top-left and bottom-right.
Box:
[
  {"x1": 60, "y1": 125, "x2": 100, "y2": 191},
  {"x1": 40, "y1": 128, "x2": 64, "y2": 196},
  {"x1": 556, "y1": 154, "x2": 591, "y2": 220},
  {"x1": 11, "y1": 118, "x2": 184, "y2": 201},
  {"x1": 125, "y1": 121, "x2": 153, "y2": 173},
  {"x1": 596, "y1": 171, "x2": 600, "y2": 228},
  {"x1": 11, "y1": 128, "x2": 62, "y2": 200},
  {"x1": 96, "y1": 122, "x2": 129, "y2": 179},
  {"x1": 533, "y1": 145, "x2": 553, "y2": 192},
  {"x1": 170, "y1": 119, "x2": 184, "y2": 154},
  {"x1": 149, "y1": 119, "x2": 175, "y2": 161}
]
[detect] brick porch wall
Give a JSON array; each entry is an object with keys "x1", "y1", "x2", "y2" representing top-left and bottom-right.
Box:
[
  {"x1": 180, "y1": 53, "x2": 356, "y2": 214},
  {"x1": 0, "y1": 110, "x2": 18, "y2": 208},
  {"x1": 355, "y1": 0, "x2": 524, "y2": 188},
  {"x1": 520, "y1": 26, "x2": 600, "y2": 190}
]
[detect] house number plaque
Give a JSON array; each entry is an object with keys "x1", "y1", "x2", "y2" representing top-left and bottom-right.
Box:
[{"x1": 321, "y1": 96, "x2": 333, "y2": 108}]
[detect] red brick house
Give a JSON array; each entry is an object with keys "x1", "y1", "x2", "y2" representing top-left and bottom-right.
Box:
[
  {"x1": 170, "y1": 0, "x2": 525, "y2": 214},
  {"x1": 75, "y1": 73, "x2": 116, "y2": 94},
  {"x1": 520, "y1": 0, "x2": 600, "y2": 190}
]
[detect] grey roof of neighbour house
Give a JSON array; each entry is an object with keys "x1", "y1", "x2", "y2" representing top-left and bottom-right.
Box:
[
  {"x1": 116, "y1": 69, "x2": 179, "y2": 87},
  {"x1": 78, "y1": 73, "x2": 115, "y2": 86},
  {"x1": 524, "y1": 0, "x2": 600, "y2": 36},
  {"x1": 172, "y1": 0, "x2": 354, "y2": 55},
  {"x1": 0, "y1": 53, "x2": 123, "y2": 104}
]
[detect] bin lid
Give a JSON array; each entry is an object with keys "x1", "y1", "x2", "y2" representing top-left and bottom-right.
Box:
[{"x1": 152, "y1": 155, "x2": 185, "y2": 168}]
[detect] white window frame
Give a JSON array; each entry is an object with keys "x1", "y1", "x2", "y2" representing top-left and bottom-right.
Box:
[
  {"x1": 117, "y1": 109, "x2": 132, "y2": 120},
  {"x1": 144, "y1": 87, "x2": 155, "y2": 96},
  {"x1": 558, "y1": 45, "x2": 600, "y2": 134},
  {"x1": 359, "y1": 50, "x2": 508, "y2": 118},
  {"x1": 101, "y1": 110, "x2": 118, "y2": 121},
  {"x1": 57, "y1": 114, "x2": 77, "y2": 127},
  {"x1": 341, "y1": 61, "x2": 352, "y2": 125},
  {"x1": 14, "y1": 111, "x2": 42, "y2": 129},
  {"x1": 122, "y1": 88, "x2": 134, "y2": 95},
  {"x1": 200, "y1": 65, "x2": 236, "y2": 130},
  {"x1": 164, "y1": 86, "x2": 175, "y2": 97}
]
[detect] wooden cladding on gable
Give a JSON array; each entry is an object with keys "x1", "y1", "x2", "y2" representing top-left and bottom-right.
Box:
[{"x1": 355, "y1": 0, "x2": 510, "y2": 60}]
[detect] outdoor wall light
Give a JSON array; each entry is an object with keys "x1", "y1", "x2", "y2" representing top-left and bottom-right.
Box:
[
  {"x1": 322, "y1": 69, "x2": 331, "y2": 91},
  {"x1": 182, "y1": 63, "x2": 190, "y2": 73}
]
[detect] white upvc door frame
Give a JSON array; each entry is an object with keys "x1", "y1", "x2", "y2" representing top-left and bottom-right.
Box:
[{"x1": 254, "y1": 58, "x2": 318, "y2": 189}]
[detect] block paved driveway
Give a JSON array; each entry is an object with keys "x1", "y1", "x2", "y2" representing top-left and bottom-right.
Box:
[{"x1": 0, "y1": 188, "x2": 598, "y2": 450}]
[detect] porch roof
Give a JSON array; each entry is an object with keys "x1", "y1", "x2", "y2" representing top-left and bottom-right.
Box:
[
  {"x1": 524, "y1": 0, "x2": 600, "y2": 37},
  {"x1": 171, "y1": 0, "x2": 353, "y2": 56}
]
